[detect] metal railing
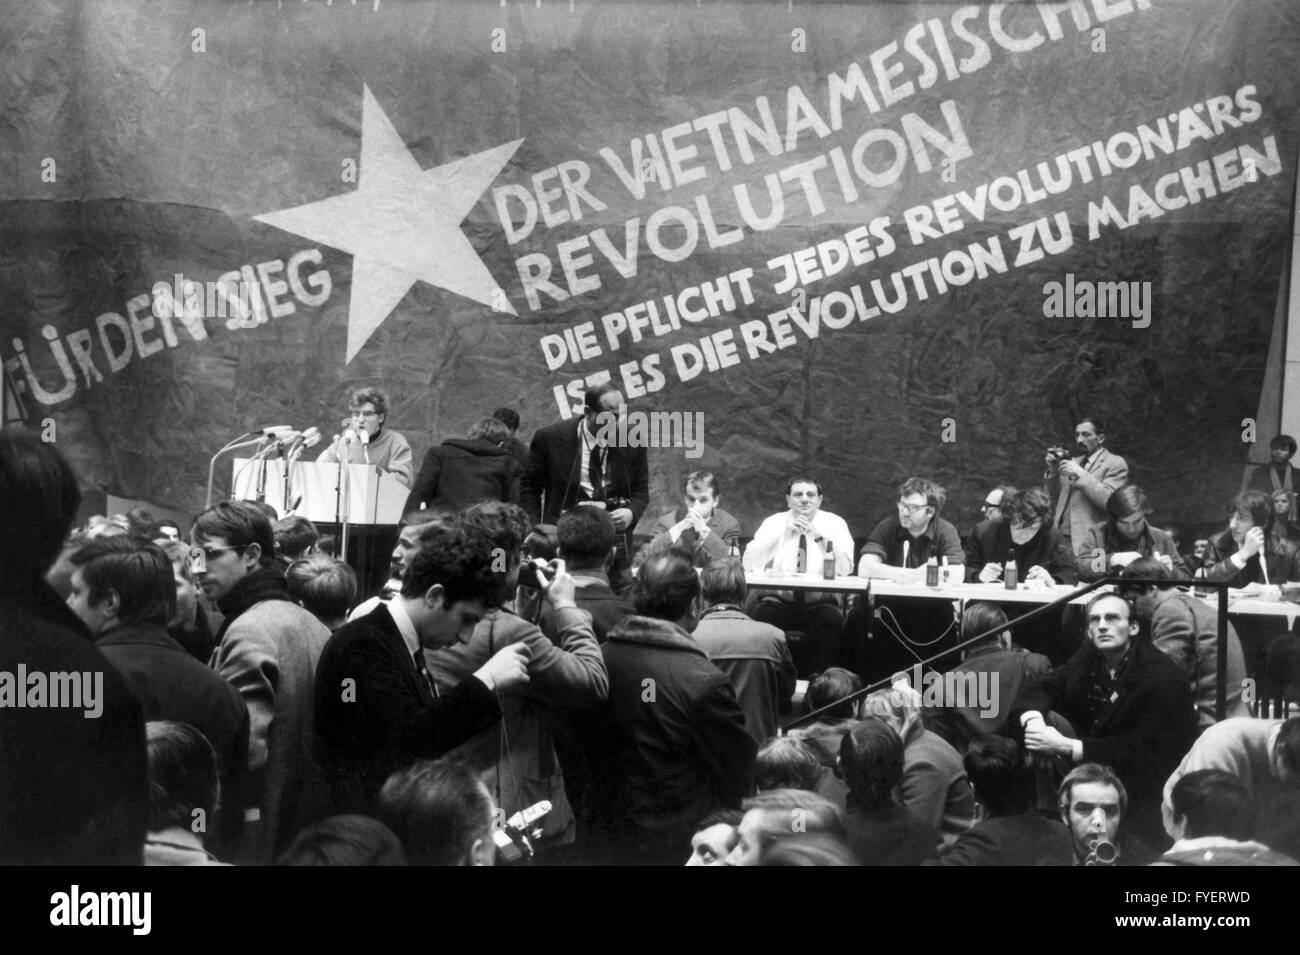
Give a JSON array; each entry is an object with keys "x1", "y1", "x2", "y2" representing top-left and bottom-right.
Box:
[{"x1": 783, "y1": 575, "x2": 1235, "y2": 732}]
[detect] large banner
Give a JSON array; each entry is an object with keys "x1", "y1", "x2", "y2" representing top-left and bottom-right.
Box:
[{"x1": 2, "y1": 0, "x2": 1297, "y2": 534}]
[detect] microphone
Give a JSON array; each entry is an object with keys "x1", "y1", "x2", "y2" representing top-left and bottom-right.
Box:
[
  {"x1": 902, "y1": 539, "x2": 910, "y2": 569},
  {"x1": 261, "y1": 425, "x2": 296, "y2": 438},
  {"x1": 301, "y1": 426, "x2": 322, "y2": 448},
  {"x1": 358, "y1": 428, "x2": 370, "y2": 446}
]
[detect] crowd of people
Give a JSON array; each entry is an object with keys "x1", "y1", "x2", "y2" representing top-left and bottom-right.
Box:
[{"x1": 2, "y1": 389, "x2": 1299, "y2": 866}]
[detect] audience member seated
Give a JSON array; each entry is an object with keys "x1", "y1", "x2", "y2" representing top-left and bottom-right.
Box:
[
  {"x1": 754, "y1": 737, "x2": 824, "y2": 793},
  {"x1": 1248, "y1": 433, "x2": 1299, "y2": 522},
  {"x1": 786, "y1": 667, "x2": 863, "y2": 806},
  {"x1": 591, "y1": 548, "x2": 756, "y2": 864},
  {"x1": 692, "y1": 558, "x2": 797, "y2": 745},
  {"x1": 684, "y1": 809, "x2": 742, "y2": 866},
  {"x1": 724, "y1": 789, "x2": 846, "y2": 866},
  {"x1": 67, "y1": 535, "x2": 250, "y2": 857},
  {"x1": 1119, "y1": 558, "x2": 1249, "y2": 728},
  {"x1": 839, "y1": 719, "x2": 938, "y2": 865},
  {"x1": 648, "y1": 470, "x2": 742, "y2": 567},
  {"x1": 926, "y1": 602, "x2": 1052, "y2": 753},
  {"x1": 1153, "y1": 769, "x2": 1298, "y2": 866},
  {"x1": 742, "y1": 475, "x2": 854, "y2": 673},
  {"x1": 1057, "y1": 763, "x2": 1154, "y2": 866},
  {"x1": 859, "y1": 687, "x2": 974, "y2": 846},
  {"x1": 314, "y1": 518, "x2": 529, "y2": 817},
  {"x1": 429, "y1": 501, "x2": 607, "y2": 848},
  {"x1": 1076, "y1": 484, "x2": 1190, "y2": 580},
  {"x1": 1272, "y1": 490, "x2": 1300, "y2": 547},
  {"x1": 286, "y1": 554, "x2": 358, "y2": 631},
  {"x1": 1012, "y1": 593, "x2": 1196, "y2": 849},
  {"x1": 274, "y1": 515, "x2": 320, "y2": 565},
  {"x1": 538, "y1": 506, "x2": 634, "y2": 643},
  {"x1": 192, "y1": 500, "x2": 331, "y2": 862},
  {"x1": 144, "y1": 721, "x2": 229, "y2": 866},
  {"x1": 378, "y1": 759, "x2": 498, "y2": 866},
  {"x1": 0, "y1": 429, "x2": 148, "y2": 865},
  {"x1": 1161, "y1": 716, "x2": 1300, "y2": 840},
  {"x1": 1205, "y1": 490, "x2": 1300, "y2": 587},
  {"x1": 404, "y1": 417, "x2": 522, "y2": 515},
  {"x1": 277, "y1": 815, "x2": 406, "y2": 866},
  {"x1": 933, "y1": 735, "x2": 1073, "y2": 866},
  {"x1": 157, "y1": 539, "x2": 220, "y2": 663}
]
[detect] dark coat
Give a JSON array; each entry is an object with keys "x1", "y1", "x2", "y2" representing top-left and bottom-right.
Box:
[
  {"x1": 1011, "y1": 639, "x2": 1197, "y2": 846},
  {"x1": 0, "y1": 579, "x2": 148, "y2": 865},
  {"x1": 521, "y1": 418, "x2": 649, "y2": 527},
  {"x1": 844, "y1": 805, "x2": 938, "y2": 866},
  {"x1": 313, "y1": 603, "x2": 501, "y2": 816},
  {"x1": 539, "y1": 573, "x2": 634, "y2": 644},
  {"x1": 589, "y1": 615, "x2": 755, "y2": 845},
  {"x1": 964, "y1": 519, "x2": 1080, "y2": 584},
  {"x1": 404, "y1": 437, "x2": 521, "y2": 515},
  {"x1": 97, "y1": 621, "x2": 250, "y2": 856},
  {"x1": 933, "y1": 814, "x2": 1075, "y2": 866},
  {"x1": 1205, "y1": 531, "x2": 1300, "y2": 587}
]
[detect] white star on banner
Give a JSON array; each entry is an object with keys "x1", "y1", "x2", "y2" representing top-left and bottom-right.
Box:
[{"x1": 256, "y1": 84, "x2": 522, "y2": 361}]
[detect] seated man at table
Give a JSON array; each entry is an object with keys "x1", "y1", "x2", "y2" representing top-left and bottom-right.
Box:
[
  {"x1": 1075, "y1": 484, "x2": 1189, "y2": 581},
  {"x1": 742, "y1": 476, "x2": 855, "y2": 674},
  {"x1": 647, "y1": 470, "x2": 742, "y2": 567},
  {"x1": 1205, "y1": 490, "x2": 1300, "y2": 587},
  {"x1": 965, "y1": 487, "x2": 1081, "y2": 662},
  {"x1": 849, "y1": 478, "x2": 965, "y2": 683}
]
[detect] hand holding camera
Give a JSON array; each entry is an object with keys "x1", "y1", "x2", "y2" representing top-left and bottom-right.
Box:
[{"x1": 525, "y1": 557, "x2": 577, "y2": 609}]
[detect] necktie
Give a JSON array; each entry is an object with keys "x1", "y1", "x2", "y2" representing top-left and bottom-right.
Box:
[
  {"x1": 796, "y1": 533, "x2": 808, "y2": 573},
  {"x1": 413, "y1": 649, "x2": 438, "y2": 702},
  {"x1": 589, "y1": 444, "x2": 605, "y2": 500}
]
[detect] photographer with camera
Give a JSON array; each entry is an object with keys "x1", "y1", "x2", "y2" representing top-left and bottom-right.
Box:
[
  {"x1": 1045, "y1": 418, "x2": 1128, "y2": 548},
  {"x1": 429, "y1": 501, "x2": 607, "y2": 851},
  {"x1": 1057, "y1": 764, "x2": 1154, "y2": 866}
]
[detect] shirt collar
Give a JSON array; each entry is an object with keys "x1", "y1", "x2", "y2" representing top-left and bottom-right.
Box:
[{"x1": 387, "y1": 597, "x2": 421, "y2": 657}]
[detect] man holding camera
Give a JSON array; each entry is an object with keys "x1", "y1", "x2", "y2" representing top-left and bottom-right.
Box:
[
  {"x1": 521, "y1": 382, "x2": 649, "y2": 581},
  {"x1": 1046, "y1": 417, "x2": 1128, "y2": 548}
]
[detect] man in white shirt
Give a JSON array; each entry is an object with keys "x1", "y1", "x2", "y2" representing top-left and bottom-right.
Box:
[{"x1": 742, "y1": 476, "x2": 854, "y2": 674}]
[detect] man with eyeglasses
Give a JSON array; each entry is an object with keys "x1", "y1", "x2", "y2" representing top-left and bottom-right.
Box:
[
  {"x1": 317, "y1": 386, "x2": 414, "y2": 488},
  {"x1": 192, "y1": 500, "x2": 331, "y2": 862}
]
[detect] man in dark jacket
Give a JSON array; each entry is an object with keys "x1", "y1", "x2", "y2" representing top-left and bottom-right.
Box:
[
  {"x1": 314, "y1": 519, "x2": 530, "y2": 816},
  {"x1": 66, "y1": 535, "x2": 250, "y2": 859},
  {"x1": 539, "y1": 506, "x2": 634, "y2": 644},
  {"x1": 1011, "y1": 592, "x2": 1198, "y2": 849},
  {"x1": 591, "y1": 548, "x2": 755, "y2": 864},
  {"x1": 933, "y1": 735, "x2": 1073, "y2": 866},
  {"x1": 0, "y1": 429, "x2": 149, "y2": 865},
  {"x1": 404, "y1": 417, "x2": 521, "y2": 514}
]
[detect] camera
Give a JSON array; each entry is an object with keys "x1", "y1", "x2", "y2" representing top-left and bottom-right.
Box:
[
  {"x1": 604, "y1": 496, "x2": 632, "y2": 512},
  {"x1": 493, "y1": 800, "x2": 552, "y2": 864},
  {"x1": 519, "y1": 558, "x2": 553, "y2": 592}
]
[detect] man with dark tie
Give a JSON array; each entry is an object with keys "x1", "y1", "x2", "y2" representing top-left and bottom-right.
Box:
[
  {"x1": 1046, "y1": 417, "x2": 1128, "y2": 548},
  {"x1": 521, "y1": 383, "x2": 649, "y2": 578},
  {"x1": 312, "y1": 518, "x2": 531, "y2": 816}
]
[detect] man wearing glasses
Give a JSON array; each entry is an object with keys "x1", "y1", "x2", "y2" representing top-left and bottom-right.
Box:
[
  {"x1": 849, "y1": 478, "x2": 966, "y2": 682},
  {"x1": 317, "y1": 386, "x2": 414, "y2": 488},
  {"x1": 191, "y1": 501, "x2": 331, "y2": 863}
]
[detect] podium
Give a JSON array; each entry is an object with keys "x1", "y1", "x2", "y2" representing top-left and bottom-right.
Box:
[{"x1": 231, "y1": 459, "x2": 407, "y2": 524}]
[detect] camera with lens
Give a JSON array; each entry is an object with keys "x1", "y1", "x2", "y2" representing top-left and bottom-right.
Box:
[{"x1": 493, "y1": 800, "x2": 552, "y2": 864}]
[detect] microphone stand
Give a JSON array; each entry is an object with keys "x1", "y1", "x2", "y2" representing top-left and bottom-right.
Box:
[
  {"x1": 335, "y1": 433, "x2": 353, "y2": 564},
  {"x1": 206, "y1": 432, "x2": 265, "y2": 510}
]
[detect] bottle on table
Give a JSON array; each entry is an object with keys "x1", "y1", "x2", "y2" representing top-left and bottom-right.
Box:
[
  {"x1": 823, "y1": 540, "x2": 836, "y2": 581},
  {"x1": 926, "y1": 554, "x2": 939, "y2": 587},
  {"x1": 1004, "y1": 547, "x2": 1018, "y2": 590}
]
